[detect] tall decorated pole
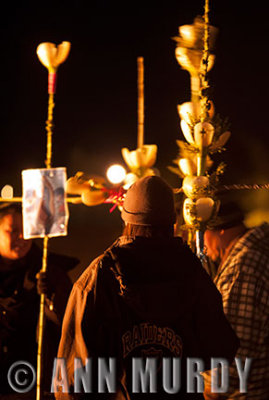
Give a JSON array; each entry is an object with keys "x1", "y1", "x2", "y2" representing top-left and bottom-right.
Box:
[
  {"x1": 36, "y1": 41, "x2": 71, "y2": 400},
  {"x1": 171, "y1": 0, "x2": 230, "y2": 261},
  {"x1": 195, "y1": 0, "x2": 211, "y2": 259}
]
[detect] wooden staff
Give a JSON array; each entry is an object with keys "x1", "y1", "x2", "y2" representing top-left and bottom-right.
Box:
[
  {"x1": 137, "y1": 57, "x2": 144, "y2": 149},
  {"x1": 36, "y1": 89, "x2": 55, "y2": 400},
  {"x1": 36, "y1": 237, "x2": 49, "y2": 400}
]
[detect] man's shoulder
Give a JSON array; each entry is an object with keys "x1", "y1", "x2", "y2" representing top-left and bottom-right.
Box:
[
  {"x1": 217, "y1": 226, "x2": 269, "y2": 285},
  {"x1": 73, "y1": 242, "x2": 119, "y2": 293},
  {"x1": 73, "y1": 254, "x2": 104, "y2": 293},
  {"x1": 241, "y1": 223, "x2": 269, "y2": 251}
]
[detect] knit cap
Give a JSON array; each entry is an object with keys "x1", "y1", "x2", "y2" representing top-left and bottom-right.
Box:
[{"x1": 121, "y1": 176, "x2": 176, "y2": 226}]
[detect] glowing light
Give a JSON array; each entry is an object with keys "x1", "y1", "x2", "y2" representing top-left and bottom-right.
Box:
[
  {"x1": 106, "y1": 165, "x2": 126, "y2": 185},
  {"x1": 1, "y1": 185, "x2": 13, "y2": 199}
]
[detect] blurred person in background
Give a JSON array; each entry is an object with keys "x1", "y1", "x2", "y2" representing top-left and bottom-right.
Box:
[{"x1": 0, "y1": 203, "x2": 78, "y2": 399}]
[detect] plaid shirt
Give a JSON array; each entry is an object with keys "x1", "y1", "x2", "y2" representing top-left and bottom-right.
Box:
[{"x1": 212, "y1": 223, "x2": 269, "y2": 399}]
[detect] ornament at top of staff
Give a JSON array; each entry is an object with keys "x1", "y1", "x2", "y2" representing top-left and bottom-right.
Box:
[
  {"x1": 173, "y1": 15, "x2": 218, "y2": 105},
  {"x1": 37, "y1": 41, "x2": 71, "y2": 94}
]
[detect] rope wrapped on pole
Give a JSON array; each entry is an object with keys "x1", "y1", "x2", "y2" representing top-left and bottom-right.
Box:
[
  {"x1": 137, "y1": 57, "x2": 145, "y2": 149},
  {"x1": 36, "y1": 88, "x2": 56, "y2": 400},
  {"x1": 36, "y1": 236, "x2": 49, "y2": 400}
]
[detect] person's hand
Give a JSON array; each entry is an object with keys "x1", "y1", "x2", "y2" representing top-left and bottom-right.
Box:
[
  {"x1": 0, "y1": 296, "x2": 17, "y2": 310},
  {"x1": 36, "y1": 271, "x2": 54, "y2": 298},
  {"x1": 204, "y1": 383, "x2": 221, "y2": 400}
]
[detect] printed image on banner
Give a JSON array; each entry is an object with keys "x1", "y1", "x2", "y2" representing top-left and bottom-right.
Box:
[{"x1": 22, "y1": 167, "x2": 69, "y2": 239}]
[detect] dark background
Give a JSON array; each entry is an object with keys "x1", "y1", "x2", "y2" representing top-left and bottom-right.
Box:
[{"x1": 1, "y1": 0, "x2": 269, "y2": 279}]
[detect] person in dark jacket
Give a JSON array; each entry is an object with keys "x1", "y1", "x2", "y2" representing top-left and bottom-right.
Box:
[
  {"x1": 54, "y1": 176, "x2": 239, "y2": 400},
  {"x1": 0, "y1": 203, "x2": 79, "y2": 398}
]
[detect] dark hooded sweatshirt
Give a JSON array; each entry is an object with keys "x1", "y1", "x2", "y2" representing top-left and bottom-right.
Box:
[{"x1": 55, "y1": 236, "x2": 239, "y2": 400}]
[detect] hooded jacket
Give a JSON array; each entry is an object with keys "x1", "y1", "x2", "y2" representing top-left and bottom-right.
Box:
[{"x1": 55, "y1": 236, "x2": 239, "y2": 399}]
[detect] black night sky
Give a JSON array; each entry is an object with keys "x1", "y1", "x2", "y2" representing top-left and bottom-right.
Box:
[{"x1": 1, "y1": 0, "x2": 269, "y2": 279}]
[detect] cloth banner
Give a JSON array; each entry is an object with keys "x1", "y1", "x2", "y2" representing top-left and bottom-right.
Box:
[{"x1": 22, "y1": 167, "x2": 69, "y2": 239}]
